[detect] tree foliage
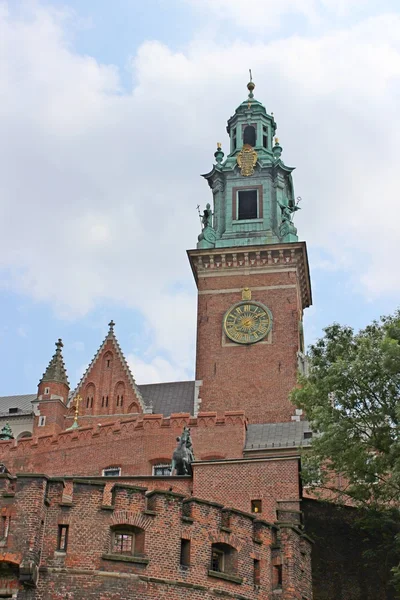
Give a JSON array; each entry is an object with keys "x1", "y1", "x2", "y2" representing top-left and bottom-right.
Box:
[{"x1": 292, "y1": 310, "x2": 400, "y2": 593}]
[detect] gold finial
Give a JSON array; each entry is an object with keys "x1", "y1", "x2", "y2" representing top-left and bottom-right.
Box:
[
  {"x1": 242, "y1": 287, "x2": 252, "y2": 300},
  {"x1": 73, "y1": 395, "x2": 82, "y2": 425},
  {"x1": 247, "y1": 68, "x2": 255, "y2": 98},
  {"x1": 217, "y1": 142, "x2": 221, "y2": 149},
  {"x1": 274, "y1": 137, "x2": 279, "y2": 145}
]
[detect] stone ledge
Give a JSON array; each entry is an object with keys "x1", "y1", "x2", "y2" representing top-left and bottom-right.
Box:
[
  {"x1": 101, "y1": 505, "x2": 114, "y2": 511},
  {"x1": 220, "y1": 526, "x2": 232, "y2": 533},
  {"x1": 143, "y1": 509, "x2": 156, "y2": 516},
  {"x1": 102, "y1": 553, "x2": 149, "y2": 565},
  {"x1": 208, "y1": 570, "x2": 243, "y2": 584},
  {"x1": 181, "y1": 516, "x2": 194, "y2": 523}
]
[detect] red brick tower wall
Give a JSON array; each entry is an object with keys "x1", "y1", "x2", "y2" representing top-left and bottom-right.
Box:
[{"x1": 191, "y1": 245, "x2": 310, "y2": 424}]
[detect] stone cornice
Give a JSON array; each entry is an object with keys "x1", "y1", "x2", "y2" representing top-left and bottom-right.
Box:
[{"x1": 187, "y1": 241, "x2": 312, "y2": 309}]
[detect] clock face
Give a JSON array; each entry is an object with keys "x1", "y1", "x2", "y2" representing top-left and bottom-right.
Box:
[{"x1": 223, "y1": 301, "x2": 272, "y2": 345}]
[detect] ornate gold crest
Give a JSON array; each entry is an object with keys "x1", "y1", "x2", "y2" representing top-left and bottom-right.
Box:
[
  {"x1": 242, "y1": 287, "x2": 252, "y2": 300},
  {"x1": 237, "y1": 144, "x2": 257, "y2": 177}
]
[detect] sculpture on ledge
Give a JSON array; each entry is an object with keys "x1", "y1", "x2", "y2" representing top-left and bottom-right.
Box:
[
  {"x1": 171, "y1": 427, "x2": 195, "y2": 476},
  {"x1": 278, "y1": 197, "x2": 301, "y2": 241},
  {"x1": 197, "y1": 203, "x2": 216, "y2": 249}
]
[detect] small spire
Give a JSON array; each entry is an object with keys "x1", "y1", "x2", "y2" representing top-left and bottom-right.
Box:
[
  {"x1": 107, "y1": 320, "x2": 115, "y2": 339},
  {"x1": 214, "y1": 143, "x2": 224, "y2": 164},
  {"x1": 273, "y1": 137, "x2": 282, "y2": 160},
  {"x1": 40, "y1": 339, "x2": 69, "y2": 386},
  {"x1": 247, "y1": 69, "x2": 255, "y2": 99}
]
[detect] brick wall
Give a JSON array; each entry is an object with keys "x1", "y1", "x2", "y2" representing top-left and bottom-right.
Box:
[
  {"x1": 193, "y1": 458, "x2": 301, "y2": 521},
  {"x1": 0, "y1": 475, "x2": 312, "y2": 600},
  {"x1": 0, "y1": 412, "x2": 246, "y2": 477},
  {"x1": 195, "y1": 268, "x2": 302, "y2": 424}
]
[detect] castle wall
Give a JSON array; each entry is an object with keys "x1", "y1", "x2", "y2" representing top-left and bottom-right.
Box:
[
  {"x1": 193, "y1": 458, "x2": 301, "y2": 521},
  {"x1": 0, "y1": 474, "x2": 312, "y2": 600},
  {"x1": 0, "y1": 412, "x2": 246, "y2": 477}
]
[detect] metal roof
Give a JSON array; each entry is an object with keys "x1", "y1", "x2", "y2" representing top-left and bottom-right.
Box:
[
  {"x1": 245, "y1": 421, "x2": 313, "y2": 450},
  {"x1": 0, "y1": 381, "x2": 195, "y2": 419},
  {"x1": 0, "y1": 394, "x2": 36, "y2": 417},
  {"x1": 140, "y1": 381, "x2": 195, "y2": 415}
]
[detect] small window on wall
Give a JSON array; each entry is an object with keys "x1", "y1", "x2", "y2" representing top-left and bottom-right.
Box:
[
  {"x1": 232, "y1": 127, "x2": 237, "y2": 150},
  {"x1": 103, "y1": 467, "x2": 121, "y2": 477},
  {"x1": 180, "y1": 539, "x2": 191, "y2": 567},
  {"x1": 39, "y1": 416, "x2": 46, "y2": 427},
  {"x1": 152, "y1": 464, "x2": 172, "y2": 476},
  {"x1": 254, "y1": 559, "x2": 261, "y2": 587},
  {"x1": 113, "y1": 531, "x2": 134, "y2": 555},
  {"x1": 273, "y1": 564, "x2": 283, "y2": 589},
  {"x1": 263, "y1": 125, "x2": 268, "y2": 149},
  {"x1": 238, "y1": 190, "x2": 258, "y2": 220},
  {"x1": 57, "y1": 524, "x2": 69, "y2": 552},
  {"x1": 44, "y1": 387, "x2": 50, "y2": 395},
  {"x1": 211, "y1": 547, "x2": 225, "y2": 573},
  {"x1": 251, "y1": 499, "x2": 262, "y2": 514}
]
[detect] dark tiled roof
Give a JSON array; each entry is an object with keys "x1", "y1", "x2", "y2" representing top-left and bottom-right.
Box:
[
  {"x1": 0, "y1": 394, "x2": 36, "y2": 417},
  {"x1": 0, "y1": 381, "x2": 195, "y2": 419},
  {"x1": 245, "y1": 421, "x2": 313, "y2": 450},
  {"x1": 140, "y1": 381, "x2": 195, "y2": 416}
]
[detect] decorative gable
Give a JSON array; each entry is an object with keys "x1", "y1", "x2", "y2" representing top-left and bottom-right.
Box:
[{"x1": 72, "y1": 321, "x2": 150, "y2": 417}]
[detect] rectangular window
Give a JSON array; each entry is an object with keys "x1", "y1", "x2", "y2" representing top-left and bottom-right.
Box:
[
  {"x1": 0, "y1": 516, "x2": 9, "y2": 540},
  {"x1": 113, "y1": 532, "x2": 133, "y2": 554},
  {"x1": 103, "y1": 467, "x2": 121, "y2": 477},
  {"x1": 211, "y1": 548, "x2": 225, "y2": 573},
  {"x1": 232, "y1": 127, "x2": 237, "y2": 150},
  {"x1": 180, "y1": 539, "x2": 190, "y2": 567},
  {"x1": 273, "y1": 564, "x2": 283, "y2": 588},
  {"x1": 38, "y1": 416, "x2": 46, "y2": 427},
  {"x1": 8, "y1": 408, "x2": 18, "y2": 414},
  {"x1": 254, "y1": 559, "x2": 261, "y2": 587},
  {"x1": 238, "y1": 189, "x2": 258, "y2": 220},
  {"x1": 44, "y1": 387, "x2": 50, "y2": 395},
  {"x1": 57, "y1": 525, "x2": 69, "y2": 552},
  {"x1": 251, "y1": 499, "x2": 262, "y2": 514},
  {"x1": 153, "y1": 464, "x2": 172, "y2": 476},
  {"x1": 263, "y1": 125, "x2": 268, "y2": 149}
]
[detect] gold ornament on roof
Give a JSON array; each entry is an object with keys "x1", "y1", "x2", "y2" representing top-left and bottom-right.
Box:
[
  {"x1": 242, "y1": 287, "x2": 252, "y2": 300},
  {"x1": 237, "y1": 144, "x2": 258, "y2": 177},
  {"x1": 73, "y1": 395, "x2": 82, "y2": 424}
]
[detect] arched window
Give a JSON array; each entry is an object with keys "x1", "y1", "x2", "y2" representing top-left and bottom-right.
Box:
[
  {"x1": 85, "y1": 383, "x2": 95, "y2": 410},
  {"x1": 115, "y1": 382, "x2": 125, "y2": 409},
  {"x1": 17, "y1": 431, "x2": 32, "y2": 440},
  {"x1": 243, "y1": 125, "x2": 256, "y2": 147},
  {"x1": 128, "y1": 402, "x2": 139, "y2": 413},
  {"x1": 110, "y1": 525, "x2": 145, "y2": 557},
  {"x1": 211, "y1": 543, "x2": 238, "y2": 575},
  {"x1": 103, "y1": 351, "x2": 113, "y2": 370}
]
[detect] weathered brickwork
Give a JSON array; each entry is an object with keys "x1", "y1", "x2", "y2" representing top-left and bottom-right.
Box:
[
  {"x1": 190, "y1": 246, "x2": 309, "y2": 424},
  {"x1": 0, "y1": 412, "x2": 246, "y2": 477},
  {"x1": 0, "y1": 474, "x2": 312, "y2": 600}
]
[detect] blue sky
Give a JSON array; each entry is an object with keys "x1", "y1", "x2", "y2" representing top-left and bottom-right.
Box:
[{"x1": 1, "y1": 0, "x2": 399, "y2": 394}]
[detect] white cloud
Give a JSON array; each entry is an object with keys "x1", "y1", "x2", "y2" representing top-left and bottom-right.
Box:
[
  {"x1": 0, "y1": 3, "x2": 399, "y2": 381},
  {"x1": 184, "y1": 0, "x2": 386, "y2": 32},
  {"x1": 127, "y1": 354, "x2": 191, "y2": 385}
]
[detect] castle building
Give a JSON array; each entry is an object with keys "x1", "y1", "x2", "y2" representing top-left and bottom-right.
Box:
[{"x1": 0, "y1": 80, "x2": 315, "y2": 599}]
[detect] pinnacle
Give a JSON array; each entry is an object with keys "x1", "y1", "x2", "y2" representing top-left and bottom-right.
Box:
[{"x1": 40, "y1": 339, "x2": 70, "y2": 387}]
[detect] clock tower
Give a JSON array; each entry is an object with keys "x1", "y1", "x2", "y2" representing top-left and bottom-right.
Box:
[{"x1": 188, "y1": 78, "x2": 312, "y2": 424}]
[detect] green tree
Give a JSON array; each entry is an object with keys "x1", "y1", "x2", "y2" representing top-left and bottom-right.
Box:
[{"x1": 292, "y1": 310, "x2": 400, "y2": 591}]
